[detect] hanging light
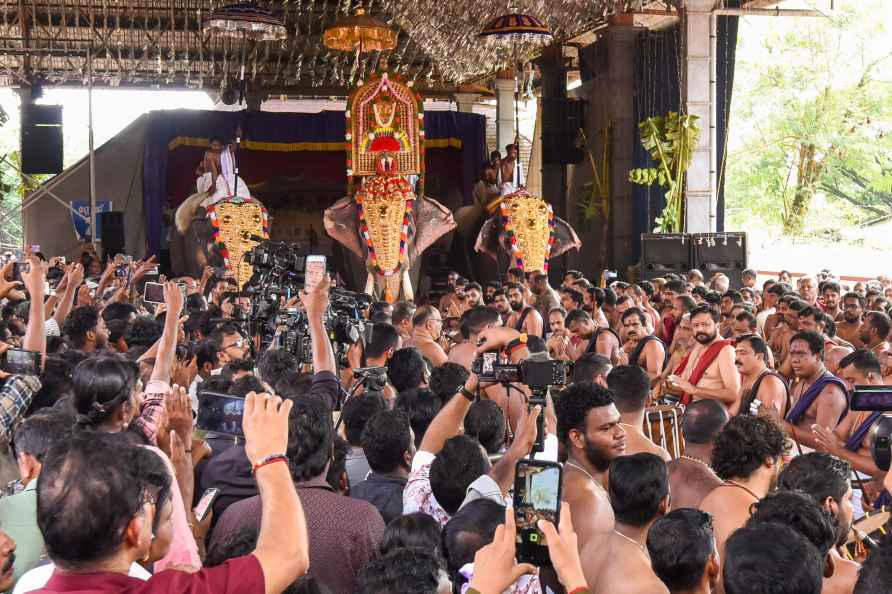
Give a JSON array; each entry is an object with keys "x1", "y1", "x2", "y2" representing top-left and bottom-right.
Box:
[
  {"x1": 323, "y1": 7, "x2": 398, "y2": 53},
  {"x1": 203, "y1": 2, "x2": 287, "y2": 41}
]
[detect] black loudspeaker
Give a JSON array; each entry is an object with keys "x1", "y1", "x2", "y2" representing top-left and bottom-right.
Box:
[
  {"x1": 641, "y1": 233, "x2": 691, "y2": 280},
  {"x1": 542, "y1": 98, "x2": 586, "y2": 165},
  {"x1": 21, "y1": 105, "x2": 63, "y2": 175},
  {"x1": 99, "y1": 211, "x2": 126, "y2": 255},
  {"x1": 691, "y1": 232, "x2": 748, "y2": 289}
]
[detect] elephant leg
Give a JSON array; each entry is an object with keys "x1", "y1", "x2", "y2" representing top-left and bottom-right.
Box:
[{"x1": 401, "y1": 269, "x2": 414, "y2": 302}]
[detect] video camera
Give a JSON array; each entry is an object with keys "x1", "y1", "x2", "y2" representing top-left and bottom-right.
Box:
[
  {"x1": 471, "y1": 354, "x2": 567, "y2": 390},
  {"x1": 850, "y1": 386, "x2": 892, "y2": 471},
  {"x1": 472, "y1": 352, "x2": 567, "y2": 453}
]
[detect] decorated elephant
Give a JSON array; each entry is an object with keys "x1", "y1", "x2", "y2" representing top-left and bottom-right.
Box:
[
  {"x1": 172, "y1": 141, "x2": 268, "y2": 287},
  {"x1": 325, "y1": 153, "x2": 455, "y2": 301},
  {"x1": 325, "y1": 71, "x2": 455, "y2": 301},
  {"x1": 471, "y1": 187, "x2": 581, "y2": 273}
]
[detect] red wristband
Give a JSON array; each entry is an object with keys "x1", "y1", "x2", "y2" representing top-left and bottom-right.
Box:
[
  {"x1": 251, "y1": 454, "x2": 288, "y2": 474},
  {"x1": 567, "y1": 587, "x2": 588, "y2": 594}
]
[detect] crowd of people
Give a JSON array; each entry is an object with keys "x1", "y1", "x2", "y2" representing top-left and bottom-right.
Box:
[{"x1": 0, "y1": 245, "x2": 887, "y2": 594}]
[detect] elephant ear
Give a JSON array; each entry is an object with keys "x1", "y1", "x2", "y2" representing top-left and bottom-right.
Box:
[
  {"x1": 474, "y1": 215, "x2": 501, "y2": 262},
  {"x1": 410, "y1": 195, "x2": 457, "y2": 259},
  {"x1": 323, "y1": 197, "x2": 365, "y2": 261},
  {"x1": 549, "y1": 215, "x2": 583, "y2": 259}
]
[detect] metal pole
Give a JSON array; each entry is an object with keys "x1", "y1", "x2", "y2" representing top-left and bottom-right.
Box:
[{"x1": 87, "y1": 46, "x2": 97, "y2": 254}]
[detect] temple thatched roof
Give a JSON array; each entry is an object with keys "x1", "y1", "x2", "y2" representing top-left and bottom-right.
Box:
[{"x1": 0, "y1": 0, "x2": 644, "y2": 96}]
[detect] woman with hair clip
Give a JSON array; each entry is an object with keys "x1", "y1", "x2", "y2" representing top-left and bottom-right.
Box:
[{"x1": 71, "y1": 282, "x2": 202, "y2": 573}]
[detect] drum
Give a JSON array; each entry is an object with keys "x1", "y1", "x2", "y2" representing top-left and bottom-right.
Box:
[
  {"x1": 843, "y1": 508, "x2": 889, "y2": 563},
  {"x1": 644, "y1": 404, "x2": 684, "y2": 459}
]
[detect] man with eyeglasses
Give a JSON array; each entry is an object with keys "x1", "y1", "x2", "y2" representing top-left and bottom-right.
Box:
[
  {"x1": 405, "y1": 306, "x2": 448, "y2": 367},
  {"x1": 212, "y1": 322, "x2": 249, "y2": 366}
]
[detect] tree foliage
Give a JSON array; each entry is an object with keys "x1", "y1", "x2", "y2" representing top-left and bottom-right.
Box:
[{"x1": 726, "y1": 2, "x2": 892, "y2": 236}]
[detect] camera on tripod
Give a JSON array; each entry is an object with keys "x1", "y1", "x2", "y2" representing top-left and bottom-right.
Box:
[
  {"x1": 471, "y1": 352, "x2": 567, "y2": 453},
  {"x1": 471, "y1": 354, "x2": 567, "y2": 390}
]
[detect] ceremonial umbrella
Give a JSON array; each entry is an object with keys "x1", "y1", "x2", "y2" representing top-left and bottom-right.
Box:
[
  {"x1": 203, "y1": 3, "x2": 287, "y2": 104},
  {"x1": 479, "y1": 11, "x2": 552, "y2": 185},
  {"x1": 324, "y1": 7, "x2": 398, "y2": 83}
]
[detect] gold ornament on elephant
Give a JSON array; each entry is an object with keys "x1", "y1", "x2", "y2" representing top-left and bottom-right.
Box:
[
  {"x1": 499, "y1": 189, "x2": 555, "y2": 273},
  {"x1": 208, "y1": 198, "x2": 269, "y2": 289}
]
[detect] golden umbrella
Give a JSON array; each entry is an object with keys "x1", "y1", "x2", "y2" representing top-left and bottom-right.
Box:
[{"x1": 323, "y1": 8, "x2": 398, "y2": 53}]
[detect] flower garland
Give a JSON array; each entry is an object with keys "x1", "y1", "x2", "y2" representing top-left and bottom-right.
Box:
[
  {"x1": 499, "y1": 200, "x2": 556, "y2": 272},
  {"x1": 356, "y1": 192, "x2": 413, "y2": 276},
  {"x1": 206, "y1": 196, "x2": 270, "y2": 272}
]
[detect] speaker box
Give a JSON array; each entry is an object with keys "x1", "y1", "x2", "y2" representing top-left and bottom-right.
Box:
[
  {"x1": 541, "y1": 98, "x2": 586, "y2": 165},
  {"x1": 20, "y1": 105, "x2": 63, "y2": 175},
  {"x1": 99, "y1": 211, "x2": 126, "y2": 255},
  {"x1": 691, "y1": 232, "x2": 748, "y2": 289},
  {"x1": 641, "y1": 233, "x2": 691, "y2": 280}
]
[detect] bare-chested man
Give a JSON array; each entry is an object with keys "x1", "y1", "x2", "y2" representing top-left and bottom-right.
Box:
[
  {"x1": 606, "y1": 365, "x2": 671, "y2": 462},
  {"x1": 834, "y1": 292, "x2": 865, "y2": 348},
  {"x1": 404, "y1": 305, "x2": 448, "y2": 367},
  {"x1": 505, "y1": 282, "x2": 543, "y2": 337},
  {"x1": 859, "y1": 311, "x2": 891, "y2": 356},
  {"x1": 666, "y1": 306, "x2": 741, "y2": 415},
  {"x1": 553, "y1": 381, "x2": 626, "y2": 565},
  {"x1": 777, "y1": 453, "x2": 859, "y2": 594},
  {"x1": 699, "y1": 415, "x2": 787, "y2": 590},
  {"x1": 735, "y1": 334, "x2": 789, "y2": 419},
  {"x1": 784, "y1": 330, "x2": 849, "y2": 450},
  {"x1": 492, "y1": 289, "x2": 512, "y2": 326},
  {"x1": 812, "y1": 350, "x2": 887, "y2": 479},
  {"x1": 546, "y1": 307, "x2": 572, "y2": 361},
  {"x1": 667, "y1": 399, "x2": 728, "y2": 510},
  {"x1": 620, "y1": 307, "x2": 666, "y2": 382},
  {"x1": 566, "y1": 309, "x2": 621, "y2": 364},
  {"x1": 590, "y1": 454, "x2": 670, "y2": 594}
]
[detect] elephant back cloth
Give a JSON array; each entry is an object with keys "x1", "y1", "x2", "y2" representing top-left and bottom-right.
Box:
[{"x1": 474, "y1": 188, "x2": 581, "y2": 273}]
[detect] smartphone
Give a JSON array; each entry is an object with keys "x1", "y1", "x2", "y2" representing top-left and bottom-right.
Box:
[
  {"x1": 193, "y1": 487, "x2": 220, "y2": 523},
  {"x1": 18, "y1": 261, "x2": 30, "y2": 275},
  {"x1": 196, "y1": 391, "x2": 245, "y2": 438},
  {"x1": 304, "y1": 255, "x2": 326, "y2": 293},
  {"x1": 4, "y1": 348, "x2": 42, "y2": 375},
  {"x1": 513, "y1": 459, "x2": 562, "y2": 566},
  {"x1": 143, "y1": 282, "x2": 165, "y2": 304},
  {"x1": 851, "y1": 386, "x2": 892, "y2": 411},
  {"x1": 58, "y1": 256, "x2": 66, "y2": 265},
  {"x1": 30, "y1": 245, "x2": 40, "y2": 253}
]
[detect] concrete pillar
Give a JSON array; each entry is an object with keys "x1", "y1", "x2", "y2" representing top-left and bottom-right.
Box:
[
  {"x1": 539, "y1": 44, "x2": 567, "y2": 224},
  {"x1": 453, "y1": 92, "x2": 480, "y2": 113},
  {"x1": 684, "y1": 0, "x2": 718, "y2": 232},
  {"x1": 494, "y1": 75, "x2": 516, "y2": 152},
  {"x1": 606, "y1": 23, "x2": 640, "y2": 275}
]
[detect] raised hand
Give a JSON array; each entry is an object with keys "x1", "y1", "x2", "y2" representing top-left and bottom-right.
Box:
[
  {"x1": 538, "y1": 503, "x2": 587, "y2": 592},
  {"x1": 468, "y1": 506, "x2": 537, "y2": 594},
  {"x1": 243, "y1": 392, "x2": 293, "y2": 463}
]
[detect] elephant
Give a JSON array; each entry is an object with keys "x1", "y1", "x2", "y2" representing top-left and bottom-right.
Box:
[
  {"x1": 469, "y1": 187, "x2": 581, "y2": 274},
  {"x1": 324, "y1": 163, "x2": 455, "y2": 302}
]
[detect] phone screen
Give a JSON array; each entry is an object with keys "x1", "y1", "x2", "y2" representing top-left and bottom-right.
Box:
[
  {"x1": 193, "y1": 487, "x2": 220, "y2": 523},
  {"x1": 143, "y1": 282, "x2": 165, "y2": 304},
  {"x1": 4, "y1": 349, "x2": 41, "y2": 375},
  {"x1": 196, "y1": 391, "x2": 245, "y2": 438},
  {"x1": 513, "y1": 460, "x2": 562, "y2": 566},
  {"x1": 304, "y1": 255, "x2": 326, "y2": 293}
]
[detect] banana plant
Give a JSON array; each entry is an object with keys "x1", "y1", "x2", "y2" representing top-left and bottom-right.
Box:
[{"x1": 629, "y1": 112, "x2": 701, "y2": 233}]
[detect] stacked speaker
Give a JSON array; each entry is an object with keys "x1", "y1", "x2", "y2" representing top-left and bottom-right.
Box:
[
  {"x1": 640, "y1": 232, "x2": 748, "y2": 288},
  {"x1": 20, "y1": 104, "x2": 63, "y2": 175}
]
